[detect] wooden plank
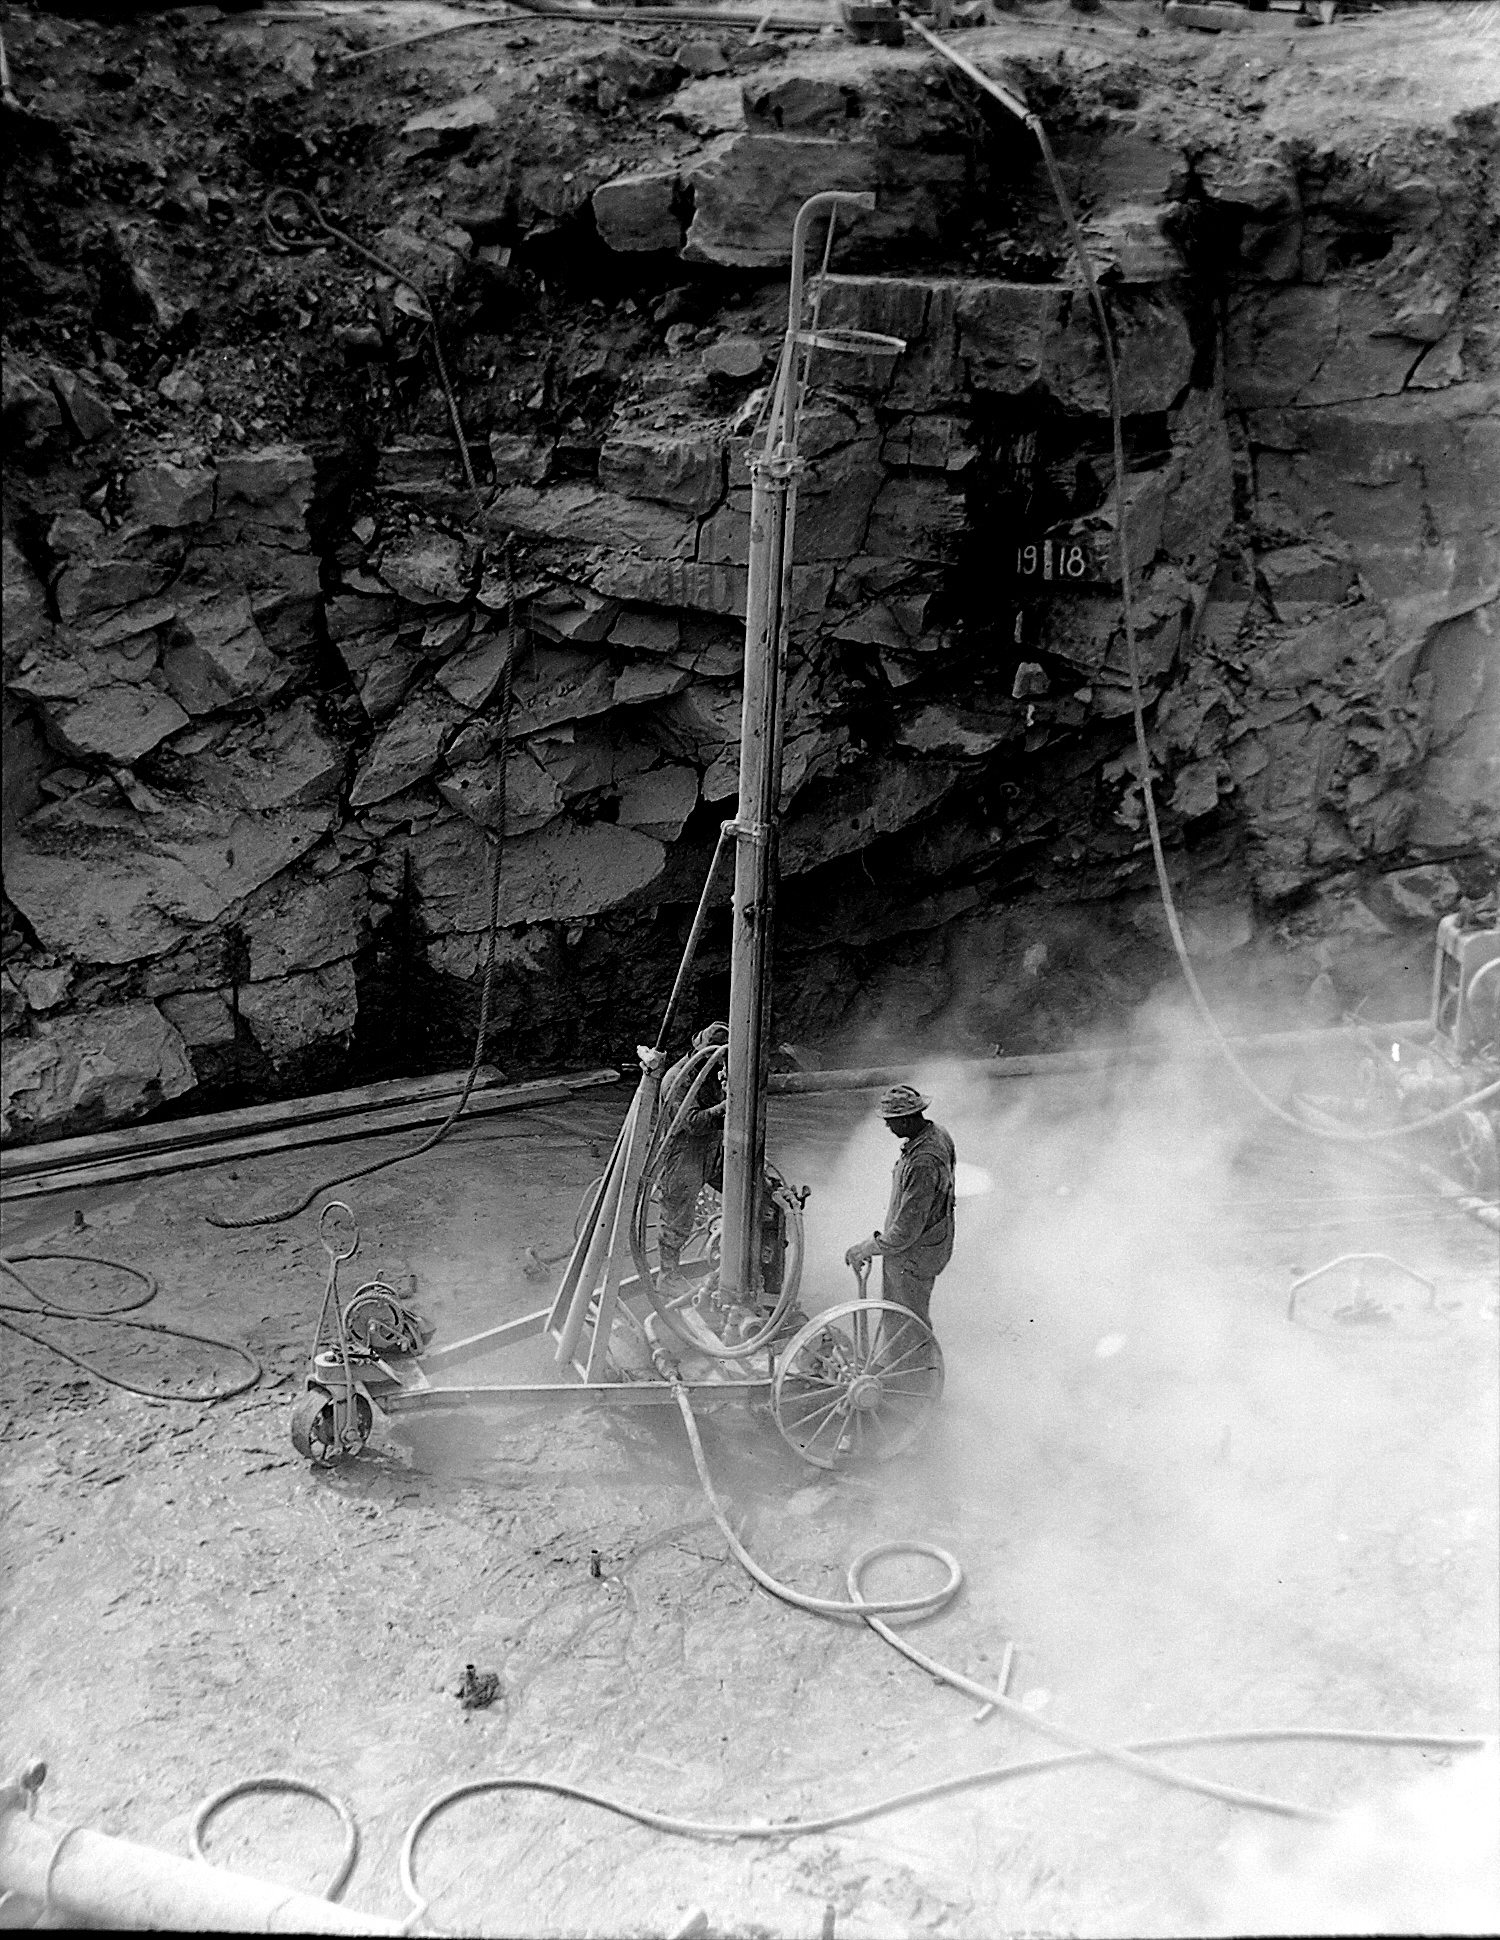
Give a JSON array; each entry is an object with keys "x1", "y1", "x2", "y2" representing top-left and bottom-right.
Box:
[
  {"x1": 0, "y1": 1070, "x2": 620, "y2": 1202},
  {"x1": 1, "y1": 1064, "x2": 511, "y2": 1177},
  {"x1": 764, "y1": 1023, "x2": 1432, "y2": 1097}
]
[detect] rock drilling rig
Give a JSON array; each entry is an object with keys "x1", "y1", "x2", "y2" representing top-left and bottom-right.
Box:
[{"x1": 290, "y1": 193, "x2": 945, "y2": 1470}]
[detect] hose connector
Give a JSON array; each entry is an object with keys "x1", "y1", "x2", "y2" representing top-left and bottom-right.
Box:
[{"x1": 649, "y1": 1338, "x2": 681, "y2": 1384}]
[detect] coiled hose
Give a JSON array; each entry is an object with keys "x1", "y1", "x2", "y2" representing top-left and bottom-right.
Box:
[
  {"x1": 390, "y1": 1370, "x2": 1491, "y2": 1932},
  {"x1": 0, "y1": 1250, "x2": 260, "y2": 1402},
  {"x1": 627, "y1": 1044, "x2": 805, "y2": 1361}
]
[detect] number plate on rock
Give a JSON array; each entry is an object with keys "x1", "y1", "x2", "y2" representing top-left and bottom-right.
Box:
[{"x1": 1012, "y1": 534, "x2": 1108, "y2": 585}]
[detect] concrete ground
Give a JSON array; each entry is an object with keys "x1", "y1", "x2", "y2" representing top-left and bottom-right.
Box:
[{"x1": 2, "y1": 1051, "x2": 1496, "y2": 1935}]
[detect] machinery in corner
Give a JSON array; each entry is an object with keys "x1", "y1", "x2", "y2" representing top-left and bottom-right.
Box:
[{"x1": 1294, "y1": 900, "x2": 1500, "y2": 1203}]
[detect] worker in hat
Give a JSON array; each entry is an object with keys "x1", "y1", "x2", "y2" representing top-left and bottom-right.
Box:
[
  {"x1": 656, "y1": 1022, "x2": 730, "y2": 1287},
  {"x1": 844, "y1": 1085, "x2": 956, "y2": 1340}
]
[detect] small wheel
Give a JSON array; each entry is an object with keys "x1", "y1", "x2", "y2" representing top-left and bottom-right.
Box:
[
  {"x1": 772, "y1": 1300, "x2": 943, "y2": 1470},
  {"x1": 290, "y1": 1387, "x2": 372, "y2": 1464}
]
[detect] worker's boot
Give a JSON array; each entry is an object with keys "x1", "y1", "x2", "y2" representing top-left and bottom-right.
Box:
[{"x1": 657, "y1": 1241, "x2": 687, "y2": 1297}]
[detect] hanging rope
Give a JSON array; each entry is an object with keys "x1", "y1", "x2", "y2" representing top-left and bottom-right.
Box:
[
  {"x1": 206, "y1": 190, "x2": 530, "y2": 1227},
  {"x1": 209, "y1": 542, "x2": 519, "y2": 1229},
  {"x1": 262, "y1": 187, "x2": 482, "y2": 497}
]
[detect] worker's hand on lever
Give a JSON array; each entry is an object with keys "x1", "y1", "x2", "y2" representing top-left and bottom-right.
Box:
[{"x1": 844, "y1": 1237, "x2": 878, "y2": 1269}]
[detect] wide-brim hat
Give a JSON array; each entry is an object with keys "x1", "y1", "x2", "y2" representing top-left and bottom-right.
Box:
[{"x1": 879, "y1": 1083, "x2": 931, "y2": 1118}]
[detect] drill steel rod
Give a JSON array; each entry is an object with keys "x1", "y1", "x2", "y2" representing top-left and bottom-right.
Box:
[{"x1": 718, "y1": 190, "x2": 877, "y2": 1304}]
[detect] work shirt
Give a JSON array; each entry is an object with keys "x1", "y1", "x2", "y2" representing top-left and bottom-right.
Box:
[
  {"x1": 874, "y1": 1122, "x2": 956, "y2": 1280},
  {"x1": 659, "y1": 1052, "x2": 725, "y2": 1187}
]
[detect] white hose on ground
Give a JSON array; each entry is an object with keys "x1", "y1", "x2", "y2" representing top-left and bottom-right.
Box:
[
  {"x1": 388, "y1": 1371, "x2": 1491, "y2": 1932},
  {"x1": 669, "y1": 1381, "x2": 1334, "y2": 1822}
]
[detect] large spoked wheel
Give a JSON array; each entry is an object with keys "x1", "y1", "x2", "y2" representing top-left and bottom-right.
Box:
[
  {"x1": 290, "y1": 1387, "x2": 373, "y2": 1464},
  {"x1": 772, "y1": 1300, "x2": 943, "y2": 1469}
]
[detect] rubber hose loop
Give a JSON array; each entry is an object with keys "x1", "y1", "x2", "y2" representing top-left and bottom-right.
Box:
[
  {"x1": 845, "y1": 1541, "x2": 966, "y2": 1625},
  {"x1": 0, "y1": 1249, "x2": 156, "y2": 1313},
  {"x1": 191, "y1": 1774, "x2": 359, "y2": 1902},
  {"x1": 0, "y1": 1250, "x2": 261, "y2": 1403}
]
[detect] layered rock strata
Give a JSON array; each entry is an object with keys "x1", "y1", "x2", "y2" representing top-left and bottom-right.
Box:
[{"x1": 2, "y1": 5, "x2": 1495, "y2": 1138}]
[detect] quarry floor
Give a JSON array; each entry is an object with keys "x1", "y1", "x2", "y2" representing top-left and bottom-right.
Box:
[{"x1": 1, "y1": 1056, "x2": 1497, "y2": 1937}]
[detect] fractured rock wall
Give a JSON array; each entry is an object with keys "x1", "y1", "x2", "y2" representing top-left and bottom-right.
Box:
[{"x1": 2, "y1": 3, "x2": 1496, "y2": 1140}]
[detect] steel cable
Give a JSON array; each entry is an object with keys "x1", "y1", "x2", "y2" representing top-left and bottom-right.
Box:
[
  {"x1": 207, "y1": 191, "x2": 524, "y2": 1228},
  {"x1": 262, "y1": 187, "x2": 482, "y2": 496}
]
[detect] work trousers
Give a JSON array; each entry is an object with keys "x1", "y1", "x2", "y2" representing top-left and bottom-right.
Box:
[
  {"x1": 878, "y1": 1252, "x2": 940, "y2": 1363},
  {"x1": 659, "y1": 1145, "x2": 718, "y2": 1257}
]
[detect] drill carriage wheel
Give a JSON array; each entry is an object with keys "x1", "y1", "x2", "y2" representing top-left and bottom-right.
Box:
[
  {"x1": 772, "y1": 1299, "x2": 944, "y2": 1469},
  {"x1": 290, "y1": 1387, "x2": 373, "y2": 1464}
]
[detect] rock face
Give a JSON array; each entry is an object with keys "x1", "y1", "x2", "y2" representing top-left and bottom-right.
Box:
[
  {"x1": 2, "y1": 8, "x2": 1496, "y2": 1135},
  {"x1": 1, "y1": 1002, "x2": 195, "y2": 1141},
  {"x1": 592, "y1": 174, "x2": 684, "y2": 254}
]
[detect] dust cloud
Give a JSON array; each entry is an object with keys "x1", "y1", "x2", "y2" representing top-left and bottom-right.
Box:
[
  {"x1": 770, "y1": 980, "x2": 1499, "y2": 1932},
  {"x1": 1203, "y1": 1739, "x2": 1500, "y2": 1935}
]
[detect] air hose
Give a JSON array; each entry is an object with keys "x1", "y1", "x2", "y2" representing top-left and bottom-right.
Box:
[
  {"x1": 388, "y1": 1367, "x2": 1490, "y2": 1931},
  {"x1": 628, "y1": 1044, "x2": 808, "y2": 1361},
  {"x1": 183, "y1": 1370, "x2": 1488, "y2": 1924},
  {"x1": 191, "y1": 1775, "x2": 360, "y2": 1903},
  {"x1": 185, "y1": 36, "x2": 1493, "y2": 1933},
  {"x1": 900, "y1": 11, "x2": 1500, "y2": 1145},
  {"x1": 0, "y1": 1250, "x2": 261, "y2": 1402}
]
